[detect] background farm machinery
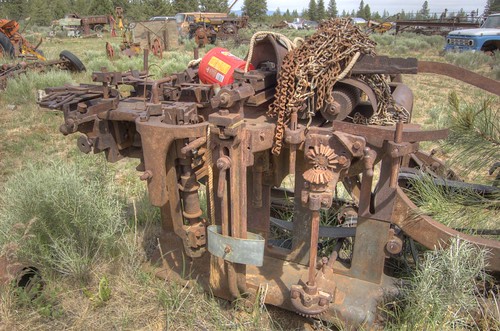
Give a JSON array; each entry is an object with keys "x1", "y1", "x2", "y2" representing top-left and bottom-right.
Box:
[
  {"x1": 176, "y1": 1, "x2": 248, "y2": 47},
  {"x1": 35, "y1": 19, "x2": 499, "y2": 328},
  {"x1": 0, "y1": 19, "x2": 45, "y2": 60},
  {"x1": 0, "y1": 19, "x2": 86, "y2": 90}
]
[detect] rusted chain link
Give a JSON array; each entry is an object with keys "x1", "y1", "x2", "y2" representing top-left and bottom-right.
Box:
[
  {"x1": 268, "y1": 18, "x2": 407, "y2": 155},
  {"x1": 268, "y1": 18, "x2": 376, "y2": 155},
  {"x1": 353, "y1": 74, "x2": 410, "y2": 125}
]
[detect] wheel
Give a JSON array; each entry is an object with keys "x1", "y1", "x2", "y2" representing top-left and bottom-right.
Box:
[
  {"x1": 151, "y1": 38, "x2": 163, "y2": 58},
  {"x1": 94, "y1": 24, "x2": 104, "y2": 33},
  {"x1": 59, "y1": 50, "x2": 86, "y2": 72},
  {"x1": 0, "y1": 31, "x2": 15, "y2": 58}
]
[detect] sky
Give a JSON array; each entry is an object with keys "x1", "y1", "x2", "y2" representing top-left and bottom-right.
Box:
[{"x1": 233, "y1": 0, "x2": 486, "y2": 16}]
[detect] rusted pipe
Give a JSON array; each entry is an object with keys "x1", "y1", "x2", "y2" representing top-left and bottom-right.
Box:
[
  {"x1": 181, "y1": 136, "x2": 207, "y2": 155},
  {"x1": 143, "y1": 48, "x2": 149, "y2": 72},
  {"x1": 307, "y1": 210, "x2": 320, "y2": 286},
  {"x1": 150, "y1": 76, "x2": 175, "y2": 104}
]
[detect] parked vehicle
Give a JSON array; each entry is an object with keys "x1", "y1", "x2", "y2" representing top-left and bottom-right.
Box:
[
  {"x1": 444, "y1": 13, "x2": 500, "y2": 52},
  {"x1": 52, "y1": 13, "x2": 112, "y2": 37},
  {"x1": 149, "y1": 16, "x2": 176, "y2": 22}
]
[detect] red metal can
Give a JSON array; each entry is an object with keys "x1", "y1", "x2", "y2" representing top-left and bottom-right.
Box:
[{"x1": 198, "y1": 47, "x2": 254, "y2": 86}]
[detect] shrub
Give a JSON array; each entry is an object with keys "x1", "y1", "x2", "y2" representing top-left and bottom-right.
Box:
[
  {"x1": 2, "y1": 70, "x2": 73, "y2": 105},
  {"x1": 0, "y1": 160, "x2": 126, "y2": 280},
  {"x1": 444, "y1": 51, "x2": 495, "y2": 71},
  {"x1": 385, "y1": 238, "x2": 493, "y2": 330}
]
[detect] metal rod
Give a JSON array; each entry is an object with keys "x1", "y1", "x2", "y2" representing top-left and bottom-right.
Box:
[
  {"x1": 390, "y1": 121, "x2": 404, "y2": 188},
  {"x1": 143, "y1": 49, "x2": 149, "y2": 71},
  {"x1": 307, "y1": 210, "x2": 320, "y2": 286}
]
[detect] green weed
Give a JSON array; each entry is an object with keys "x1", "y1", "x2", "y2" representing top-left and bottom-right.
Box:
[
  {"x1": 0, "y1": 160, "x2": 126, "y2": 280},
  {"x1": 2, "y1": 70, "x2": 73, "y2": 105},
  {"x1": 384, "y1": 238, "x2": 496, "y2": 330}
]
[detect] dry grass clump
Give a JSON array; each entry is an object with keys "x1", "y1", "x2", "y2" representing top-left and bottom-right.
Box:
[
  {"x1": 372, "y1": 32, "x2": 444, "y2": 57},
  {"x1": 2, "y1": 70, "x2": 74, "y2": 105},
  {"x1": 384, "y1": 238, "x2": 498, "y2": 330},
  {"x1": 0, "y1": 160, "x2": 125, "y2": 280},
  {"x1": 444, "y1": 51, "x2": 500, "y2": 79}
]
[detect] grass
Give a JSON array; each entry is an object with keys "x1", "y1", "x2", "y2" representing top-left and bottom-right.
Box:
[
  {"x1": 2, "y1": 70, "x2": 74, "y2": 105},
  {"x1": 0, "y1": 159, "x2": 125, "y2": 280},
  {"x1": 382, "y1": 239, "x2": 498, "y2": 331},
  {"x1": 0, "y1": 24, "x2": 498, "y2": 330},
  {"x1": 372, "y1": 32, "x2": 444, "y2": 57},
  {"x1": 384, "y1": 237, "x2": 498, "y2": 330}
]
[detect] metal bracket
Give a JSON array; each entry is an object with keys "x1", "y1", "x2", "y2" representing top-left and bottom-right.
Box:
[{"x1": 207, "y1": 225, "x2": 265, "y2": 266}]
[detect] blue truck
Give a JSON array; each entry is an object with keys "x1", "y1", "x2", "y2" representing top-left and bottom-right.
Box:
[{"x1": 444, "y1": 13, "x2": 500, "y2": 52}]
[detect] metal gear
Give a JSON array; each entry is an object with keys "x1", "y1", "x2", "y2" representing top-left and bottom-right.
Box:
[
  {"x1": 290, "y1": 284, "x2": 333, "y2": 317},
  {"x1": 303, "y1": 144, "x2": 338, "y2": 185},
  {"x1": 306, "y1": 144, "x2": 338, "y2": 170}
]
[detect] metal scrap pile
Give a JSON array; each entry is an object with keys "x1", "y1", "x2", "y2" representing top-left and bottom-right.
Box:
[{"x1": 268, "y1": 18, "x2": 407, "y2": 155}]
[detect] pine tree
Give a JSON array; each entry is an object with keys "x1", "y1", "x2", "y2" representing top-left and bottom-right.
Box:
[
  {"x1": 273, "y1": 7, "x2": 282, "y2": 17},
  {"x1": 364, "y1": 4, "x2": 371, "y2": 20},
  {"x1": 242, "y1": 0, "x2": 267, "y2": 20},
  {"x1": 327, "y1": 0, "x2": 338, "y2": 18},
  {"x1": 88, "y1": 0, "x2": 114, "y2": 15},
  {"x1": 292, "y1": 9, "x2": 299, "y2": 18},
  {"x1": 357, "y1": 0, "x2": 365, "y2": 17},
  {"x1": 172, "y1": 0, "x2": 199, "y2": 12},
  {"x1": 489, "y1": 0, "x2": 500, "y2": 12},
  {"x1": 317, "y1": 0, "x2": 326, "y2": 20},
  {"x1": 341, "y1": 9, "x2": 347, "y2": 17},
  {"x1": 199, "y1": 0, "x2": 229, "y2": 12},
  {"x1": 143, "y1": 0, "x2": 173, "y2": 17},
  {"x1": 1, "y1": 0, "x2": 28, "y2": 20},
  {"x1": 29, "y1": 0, "x2": 54, "y2": 25},
  {"x1": 419, "y1": 1, "x2": 430, "y2": 18},
  {"x1": 308, "y1": 0, "x2": 317, "y2": 20}
]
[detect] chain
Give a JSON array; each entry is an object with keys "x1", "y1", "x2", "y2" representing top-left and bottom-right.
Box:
[
  {"x1": 355, "y1": 74, "x2": 409, "y2": 125},
  {"x1": 268, "y1": 18, "x2": 376, "y2": 155}
]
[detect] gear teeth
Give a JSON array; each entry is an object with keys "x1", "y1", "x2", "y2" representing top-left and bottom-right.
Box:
[{"x1": 297, "y1": 311, "x2": 326, "y2": 318}]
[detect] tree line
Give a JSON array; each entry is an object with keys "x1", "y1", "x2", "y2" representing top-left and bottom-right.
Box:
[
  {"x1": 1, "y1": 0, "x2": 498, "y2": 27},
  {"x1": 0, "y1": 0, "x2": 231, "y2": 26}
]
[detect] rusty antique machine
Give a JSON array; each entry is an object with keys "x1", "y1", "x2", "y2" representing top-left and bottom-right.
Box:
[{"x1": 38, "y1": 19, "x2": 500, "y2": 327}]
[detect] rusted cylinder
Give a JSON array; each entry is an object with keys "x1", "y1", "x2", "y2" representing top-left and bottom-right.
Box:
[
  {"x1": 0, "y1": 255, "x2": 42, "y2": 294},
  {"x1": 179, "y1": 162, "x2": 203, "y2": 222}
]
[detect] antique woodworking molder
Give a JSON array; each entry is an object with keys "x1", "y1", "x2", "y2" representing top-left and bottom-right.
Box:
[{"x1": 36, "y1": 19, "x2": 500, "y2": 328}]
